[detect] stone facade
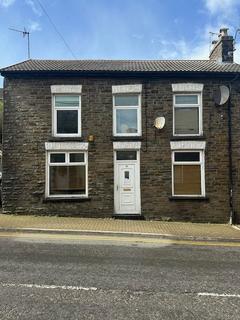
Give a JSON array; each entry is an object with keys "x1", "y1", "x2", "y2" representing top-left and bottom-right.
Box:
[{"x1": 2, "y1": 74, "x2": 240, "y2": 223}]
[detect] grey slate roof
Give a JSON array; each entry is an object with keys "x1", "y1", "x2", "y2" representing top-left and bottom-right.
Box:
[{"x1": 1, "y1": 59, "x2": 240, "y2": 74}]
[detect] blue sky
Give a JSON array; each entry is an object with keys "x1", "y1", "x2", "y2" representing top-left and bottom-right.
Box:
[{"x1": 1, "y1": 0, "x2": 240, "y2": 86}]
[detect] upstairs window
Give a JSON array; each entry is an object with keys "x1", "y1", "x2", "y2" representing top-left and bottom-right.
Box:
[
  {"x1": 172, "y1": 150, "x2": 205, "y2": 196},
  {"x1": 53, "y1": 95, "x2": 81, "y2": 137},
  {"x1": 113, "y1": 94, "x2": 141, "y2": 136},
  {"x1": 173, "y1": 93, "x2": 202, "y2": 136}
]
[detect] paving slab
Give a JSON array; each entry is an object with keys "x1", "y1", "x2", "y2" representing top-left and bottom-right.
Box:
[{"x1": 0, "y1": 214, "x2": 240, "y2": 241}]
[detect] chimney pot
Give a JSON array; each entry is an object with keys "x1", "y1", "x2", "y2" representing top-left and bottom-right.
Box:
[{"x1": 219, "y1": 28, "x2": 229, "y2": 37}]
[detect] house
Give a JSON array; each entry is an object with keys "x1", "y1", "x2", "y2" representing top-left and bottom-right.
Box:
[
  {"x1": 0, "y1": 88, "x2": 3, "y2": 181},
  {"x1": 1, "y1": 28, "x2": 240, "y2": 223},
  {"x1": 0, "y1": 87, "x2": 3, "y2": 142}
]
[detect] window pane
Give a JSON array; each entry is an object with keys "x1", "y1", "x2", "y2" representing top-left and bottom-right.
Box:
[
  {"x1": 116, "y1": 109, "x2": 138, "y2": 134},
  {"x1": 175, "y1": 152, "x2": 200, "y2": 162},
  {"x1": 175, "y1": 107, "x2": 199, "y2": 134},
  {"x1": 50, "y1": 153, "x2": 65, "y2": 163},
  {"x1": 115, "y1": 95, "x2": 139, "y2": 106},
  {"x1": 175, "y1": 95, "x2": 198, "y2": 104},
  {"x1": 57, "y1": 110, "x2": 78, "y2": 134},
  {"x1": 50, "y1": 166, "x2": 86, "y2": 195},
  {"x1": 116, "y1": 151, "x2": 137, "y2": 160},
  {"x1": 55, "y1": 95, "x2": 79, "y2": 107},
  {"x1": 174, "y1": 165, "x2": 201, "y2": 195},
  {"x1": 70, "y1": 153, "x2": 85, "y2": 162}
]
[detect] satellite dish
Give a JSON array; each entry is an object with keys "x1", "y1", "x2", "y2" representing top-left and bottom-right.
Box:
[
  {"x1": 214, "y1": 85, "x2": 230, "y2": 106},
  {"x1": 154, "y1": 117, "x2": 165, "y2": 129}
]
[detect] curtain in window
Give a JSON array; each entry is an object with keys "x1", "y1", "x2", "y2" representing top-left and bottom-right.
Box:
[{"x1": 174, "y1": 165, "x2": 201, "y2": 195}]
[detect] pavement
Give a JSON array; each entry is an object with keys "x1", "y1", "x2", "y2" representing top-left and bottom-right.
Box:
[{"x1": 0, "y1": 213, "x2": 240, "y2": 242}]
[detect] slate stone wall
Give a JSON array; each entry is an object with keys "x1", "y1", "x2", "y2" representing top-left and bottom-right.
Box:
[{"x1": 2, "y1": 75, "x2": 240, "y2": 222}]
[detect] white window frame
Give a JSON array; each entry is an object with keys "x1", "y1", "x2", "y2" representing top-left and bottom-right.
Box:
[
  {"x1": 46, "y1": 151, "x2": 88, "y2": 198},
  {"x1": 113, "y1": 94, "x2": 142, "y2": 137},
  {"x1": 52, "y1": 94, "x2": 81, "y2": 137},
  {"x1": 172, "y1": 150, "x2": 205, "y2": 197},
  {"x1": 173, "y1": 93, "x2": 203, "y2": 136}
]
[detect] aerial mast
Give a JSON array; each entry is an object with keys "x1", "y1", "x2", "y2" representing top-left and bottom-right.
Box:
[{"x1": 9, "y1": 27, "x2": 31, "y2": 59}]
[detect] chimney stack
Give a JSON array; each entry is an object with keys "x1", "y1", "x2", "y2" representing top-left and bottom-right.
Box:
[{"x1": 209, "y1": 28, "x2": 234, "y2": 63}]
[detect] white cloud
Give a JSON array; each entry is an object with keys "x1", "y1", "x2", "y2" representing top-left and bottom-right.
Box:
[
  {"x1": 204, "y1": 0, "x2": 238, "y2": 14},
  {"x1": 25, "y1": 0, "x2": 42, "y2": 16},
  {"x1": 28, "y1": 21, "x2": 41, "y2": 32},
  {"x1": 155, "y1": 37, "x2": 209, "y2": 60},
  {"x1": 155, "y1": 19, "x2": 240, "y2": 62},
  {"x1": 0, "y1": 0, "x2": 15, "y2": 7}
]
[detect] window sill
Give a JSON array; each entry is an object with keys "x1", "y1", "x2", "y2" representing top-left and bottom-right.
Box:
[
  {"x1": 49, "y1": 137, "x2": 84, "y2": 142},
  {"x1": 171, "y1": 135, "x2": 206, "y2": 141},
  {"x1": 169, "y1": 196, "x2": 209, "y2": 201},
  {"x1": 43, "y1": 197, "x2": 91, "y2": 203},
  {"x1": 111, "y1": 136, "x2": 143, "y2": 141}
]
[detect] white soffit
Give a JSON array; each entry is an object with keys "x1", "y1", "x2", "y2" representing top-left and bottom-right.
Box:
[
  {"x1": 51, "y1": 85, "x2": 82, "y2": 94},
  {"x1": 112, "y1": 84, "x2": 142, "y2": 94},
  {"x1": 113, "y1": 142, "x2": 141, "y2": 150},
  {"x1": 45, "y1": 142, "x2": 88, "y2": 151},
  {"x1": 171, "y1": 83, "x2": 204, "y2": 92},
  {"x1": 170, "y1": 141, "x2": 206, "y2": 150}
]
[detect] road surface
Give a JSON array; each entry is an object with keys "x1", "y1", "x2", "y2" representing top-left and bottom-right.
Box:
[{"x1": 0, "y1": 232, "x2": 239, "y2": 319}]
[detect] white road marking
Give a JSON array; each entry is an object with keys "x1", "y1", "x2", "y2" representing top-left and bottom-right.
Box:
[
  {"x1": 0, "y1": 282, "x2": 97, "y2": 291},
  {"x1": 198, "y1": 293, "x2": 240, "y2": 298}
]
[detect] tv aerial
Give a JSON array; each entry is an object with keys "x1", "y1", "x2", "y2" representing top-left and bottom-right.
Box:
[{"x1": 9, "y1": 27, "x2": 31, "y2": 59}]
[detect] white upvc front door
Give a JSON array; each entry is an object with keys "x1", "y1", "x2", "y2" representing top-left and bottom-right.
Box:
[{"x1": 114, "y1": 150, "x2": 141, "y2": 215}]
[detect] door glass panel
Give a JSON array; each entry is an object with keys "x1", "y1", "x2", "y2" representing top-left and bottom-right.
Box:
[
  {"x1": 125, "y1": 171, "x2": 130, "y2": 179},
  {"x1": 117, "y1": 151, "x2": 137, "y2": 160}
]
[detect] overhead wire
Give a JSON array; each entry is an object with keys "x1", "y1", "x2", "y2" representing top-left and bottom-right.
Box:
[{"x1": 35, "y1": 0, "x2": 77, "y2": 59}]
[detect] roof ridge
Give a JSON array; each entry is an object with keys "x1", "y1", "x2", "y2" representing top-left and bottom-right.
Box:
[{"x1": 17, "y1": 58, "x2": 212, "y2": 62}]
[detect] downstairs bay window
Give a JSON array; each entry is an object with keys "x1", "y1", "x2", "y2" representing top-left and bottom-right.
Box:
[
  {"x1": 172, "y1": 150, "x2": 205, "y2": 197},
  {"x1": 46, "y1": 151, "x2": 88, "y2": 198}
]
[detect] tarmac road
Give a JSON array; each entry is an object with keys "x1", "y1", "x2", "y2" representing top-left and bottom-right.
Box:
[{"x1": 0, "y1": 232, "x2": 239, "y2": 320}]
